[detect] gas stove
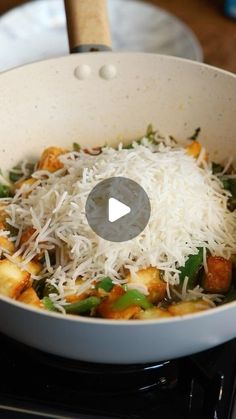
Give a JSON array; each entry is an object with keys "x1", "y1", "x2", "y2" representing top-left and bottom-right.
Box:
[{"x1": 1, "y1": 332, "x2": 236, "y2": 419}]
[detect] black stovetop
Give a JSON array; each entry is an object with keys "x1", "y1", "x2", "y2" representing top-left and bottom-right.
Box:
[{"x1": 1, "y1": 332, "x2": 236, "y2": 419}]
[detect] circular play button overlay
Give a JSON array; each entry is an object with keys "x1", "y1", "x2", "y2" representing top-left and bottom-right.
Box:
[{"x1": 85, "y1": 177, "x2": 151, "y2": 242}]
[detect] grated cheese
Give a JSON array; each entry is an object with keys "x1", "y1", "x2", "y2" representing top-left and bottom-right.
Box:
[
  {"x1": 203, "y1": 246, "x2": 208, "y2": 274},
  {"x1": 4, "y1": 140, "x2": 236, "y2": 306}
]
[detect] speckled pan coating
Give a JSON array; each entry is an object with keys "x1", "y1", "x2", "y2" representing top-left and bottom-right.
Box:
[{"x1": 0, "y1": 53, "x2": 235, "y2": 364}]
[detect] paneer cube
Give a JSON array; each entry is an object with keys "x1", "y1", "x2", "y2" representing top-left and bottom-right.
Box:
[
  {"x1": 97, "y1": 285, "x2": 141, "y2": 319},
  {"x1": 18, "y1": 228, "x2": 45, "y2": 262},
  {"x1": 0, "y1": 259, "x2": 31, "y2": 299},
  {"x1": 98, "y1": 303, "x2": 140, "y2": 320},
  {"x1": 126, "y1": 267, "x2": 166, "y2": 303},
  {"x1": 168, "y1": 300, "x2": 211, "y2": 316},
  {"x1": 202, "y1": 256, "x2": 232, "y2": 293},
  {"x1": 0, "y1": 236, "x2": 15, "y2": 254},
  {"x1": 0, "y1": 204, "x2": 7, "y2": 230},
  {"x1": 19, "y1": 227, "x2": 36, "y2": 248},
  {"x1": 137, "y1": 307, "x2": 172, "y2": 320},
  {"x1": 18, "y1": 287, "x2": 42, "y2": 308},
  {"x1": 0, "y1": 204, "x2": 6, "y2": 212},
  {"x1": 37, "y1": 147, "x2": 67, "y2": 172},
  {"x1": 16, "y1": 256, "x2": 42, "y2": 276},
  {"x1": 14, "y1": 178, "x2": 37, "y2": 197},
  {"x1": 25, "y1": 260, "x2": 42, "y2": 276},
  {"x1": 14, "y1": 177, "x2": 36, "y2": 190}
]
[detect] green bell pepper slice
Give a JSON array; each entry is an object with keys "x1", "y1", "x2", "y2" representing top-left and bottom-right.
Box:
[
  {"x1": 64, "y1": 296, "x2": 101, "y2": 314},
  {"x1": 179, "y1": 247, "x2": 203, "y2": 288},
  {"x1": 42, "y1": 296, "x2": 58, "y2": 312},
  {"x1": 43, "y1": 283, "x2": 58, "y2": 297},
  {"x1": 95, "y1": 277, "x2": 114, "y2": 292},
  {"x1": 0, "y1": 184, "x2": 11, "y2": 198},
  {"x1": 112, "y1": 289, "x2": 152, "y2": 311}
]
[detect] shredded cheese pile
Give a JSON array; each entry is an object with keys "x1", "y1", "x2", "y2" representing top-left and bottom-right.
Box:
[{"x1": 4, "y1": 140, "x2": 236, "y2": 306}]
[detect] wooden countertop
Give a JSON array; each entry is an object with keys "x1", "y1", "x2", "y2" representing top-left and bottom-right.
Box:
[
  {"x1": 153, "y1": 0, "x2": 236, "y2": 73},
  {"x1": 1, "y1": 0, "x2": 236, "y2": 73}
]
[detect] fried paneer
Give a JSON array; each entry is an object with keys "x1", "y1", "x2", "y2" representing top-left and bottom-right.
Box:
[
  {"x1": 0, "y1": 259, "x2": 31, "y2": 299},
  {"x1": 38, "y1": 147, "x2": 67, "y2": 172},
  {"x1": 202, "y1": 256, "x2": 232, "y2": 293},
  {"x1": 0, "y1": 236, "x2": 14, "y2": 254},
  {"x1": 97, "y1": 285, "x2": 141, "y2": 320},
  {"x1": 168, "y1": 300, "x2": 211, "y2": 316},
  {"x1": 126, "y1": 267, "x2": 166, "y2": 303},
  {"x1": 18, "y1": 287, "x2": 42, "y2": 308},
  {"x1": 0, "y1": 204, "x2": 7, "y2": 230},
  {"x1": 136, "y1": 307, "x2": 172, "y2": 320}
]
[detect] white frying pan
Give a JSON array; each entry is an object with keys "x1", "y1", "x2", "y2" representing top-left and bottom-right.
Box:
[{"x1": 0, "y1": 0, "x2": 235, "y2": 364}]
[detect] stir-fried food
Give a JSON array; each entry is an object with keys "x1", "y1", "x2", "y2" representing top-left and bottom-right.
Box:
[{"x1": 0, "y1": 126, "x2": 235, "y2": 319}]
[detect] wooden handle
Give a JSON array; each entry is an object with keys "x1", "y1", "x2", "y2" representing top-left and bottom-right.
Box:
[{"x1": 64, "y1": 0, "x2": 112, "y2": 53}]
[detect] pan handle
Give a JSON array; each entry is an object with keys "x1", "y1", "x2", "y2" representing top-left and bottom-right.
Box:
[{"x1": 64, "y1": 0, "x2": 112, "y2": 53}]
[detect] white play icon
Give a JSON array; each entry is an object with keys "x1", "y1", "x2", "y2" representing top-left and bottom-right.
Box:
[
  {"x1": 108, "y1": 197, "x2": 131, "y2": 223},
  {"x1": 86, "y1": 177, "x2": 151, "y2": 241}
]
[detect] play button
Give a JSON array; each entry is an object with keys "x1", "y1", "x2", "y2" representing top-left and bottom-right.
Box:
[
  {"x1": 85, "y1": 177, "x2": 151, "y2": 242},
  {"x1": 108, "y1": 198, "x2": 131, "y2": 222}
]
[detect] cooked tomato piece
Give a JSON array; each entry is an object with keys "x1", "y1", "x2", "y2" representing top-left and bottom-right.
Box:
[{"x1": 202, "y1": 256, "x2": 232, "y2": 293}]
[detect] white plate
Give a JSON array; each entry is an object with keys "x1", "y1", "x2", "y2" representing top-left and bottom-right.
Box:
[{"x1": 0, "y1": 0, "x2": 203, "y2": 72}]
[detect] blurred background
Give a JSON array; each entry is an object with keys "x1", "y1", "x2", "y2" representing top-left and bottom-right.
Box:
[{"x1": 0, "y1": 0, "x2": 235, "y2": 73}]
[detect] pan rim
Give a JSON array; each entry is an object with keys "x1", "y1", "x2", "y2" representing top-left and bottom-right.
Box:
[{"x1": 0, "y1": 51, "x2": 235, "y2": 80}]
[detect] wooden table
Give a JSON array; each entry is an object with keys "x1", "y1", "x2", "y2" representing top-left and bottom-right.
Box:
[{"x1": 1, "y1": 0, "x2": 236, "y2": 73}]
